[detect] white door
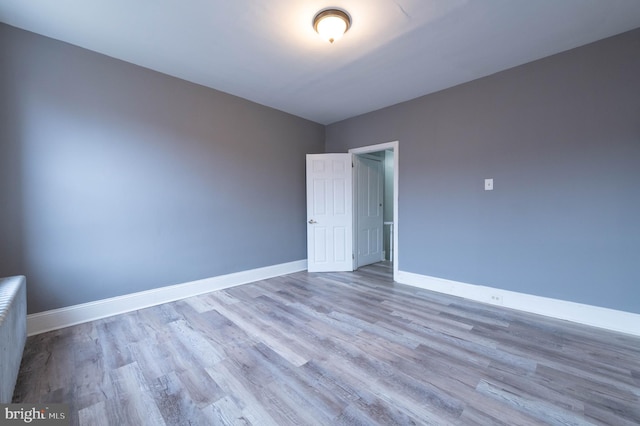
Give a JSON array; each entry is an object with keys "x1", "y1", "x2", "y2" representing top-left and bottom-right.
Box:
[
  {"x1": 355, "y1": 156, "x2": 384, "y2": 267},
  {"x1": 306, "y1": 154, "x2": 353, "y2": 272}
]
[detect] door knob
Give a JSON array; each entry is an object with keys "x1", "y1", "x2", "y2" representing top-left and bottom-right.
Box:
[{"x1": 308, "y1": 219, "x2": 317, "y2": 224}]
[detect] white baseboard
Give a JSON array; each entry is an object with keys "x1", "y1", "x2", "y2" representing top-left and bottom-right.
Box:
[
  {"x1": 396, "y1": 270, "x2": 640, "y2": 337},
  {"x1": 27, "y1": 260, "x2": 308, "y2": 336}
]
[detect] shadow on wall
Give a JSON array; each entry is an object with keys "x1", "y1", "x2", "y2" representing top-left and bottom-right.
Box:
[{"x1": 0, "y1": 27, "x2": 25, "y2": 282}]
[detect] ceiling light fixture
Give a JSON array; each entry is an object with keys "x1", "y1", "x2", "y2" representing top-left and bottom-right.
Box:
[{"x1": 313, "y1": 8, "x2": 351, "y2": 43}]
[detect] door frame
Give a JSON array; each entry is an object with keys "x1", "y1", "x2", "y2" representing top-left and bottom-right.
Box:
[{"x1": 349, "y1": 141, "x2": 399, "y2": 280}]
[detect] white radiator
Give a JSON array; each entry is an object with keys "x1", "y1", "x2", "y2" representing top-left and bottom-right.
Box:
[{"x1": 0, "y1": 276, "x2": 27, "y2": 403}]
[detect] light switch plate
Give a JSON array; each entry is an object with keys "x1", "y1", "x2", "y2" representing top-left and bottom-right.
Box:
[{"x1": 485, "y1": 178, "x2": 493, "y2": 191}]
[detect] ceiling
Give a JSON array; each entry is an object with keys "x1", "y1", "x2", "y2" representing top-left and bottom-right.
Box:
[{"x1": 2, "y1": 1, "x2": 640, "y2": 125}]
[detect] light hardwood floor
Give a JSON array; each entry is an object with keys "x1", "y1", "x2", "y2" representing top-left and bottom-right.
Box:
[{"x1": 13, "y1": 263, "x2": 640, "y2": 425}]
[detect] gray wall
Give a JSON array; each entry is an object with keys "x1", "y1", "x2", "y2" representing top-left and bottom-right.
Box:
[
  {"x1": 327, "y1": 28, "x2": 640, "y2": 314},
  {"x1": 2, "y1": 22, "x2": 638, "y2": 316},
  {"x1": 0, "y1": 24, "x2": 325, "y2": 314}
]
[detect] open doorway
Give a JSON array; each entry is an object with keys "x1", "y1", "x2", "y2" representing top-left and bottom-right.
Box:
[{"x1": 349, "y1": 141, "x2": 398, "y2": 280}]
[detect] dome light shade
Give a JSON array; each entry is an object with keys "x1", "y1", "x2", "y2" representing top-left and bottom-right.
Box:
[{"x1": 313, "y1": 9, "x2": 351, "y2": 43}]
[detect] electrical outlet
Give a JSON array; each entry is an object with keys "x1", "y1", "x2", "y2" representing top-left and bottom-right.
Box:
[
  {"x1": 490, "y1": 295, "x2": 503, "y2": 305},
  {"x1": 485, "y1": 178, "x2": 494, "y2": 191}
]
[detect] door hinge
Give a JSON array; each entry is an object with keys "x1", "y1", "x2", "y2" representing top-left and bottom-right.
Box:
[{"x1": 352, "y1": 253, "x2": 355, "y2": 259}]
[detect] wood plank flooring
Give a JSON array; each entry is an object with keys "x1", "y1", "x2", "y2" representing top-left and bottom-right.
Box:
[{"x1": 13, "y1": 262, "x2": 640, "y2": 425}]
